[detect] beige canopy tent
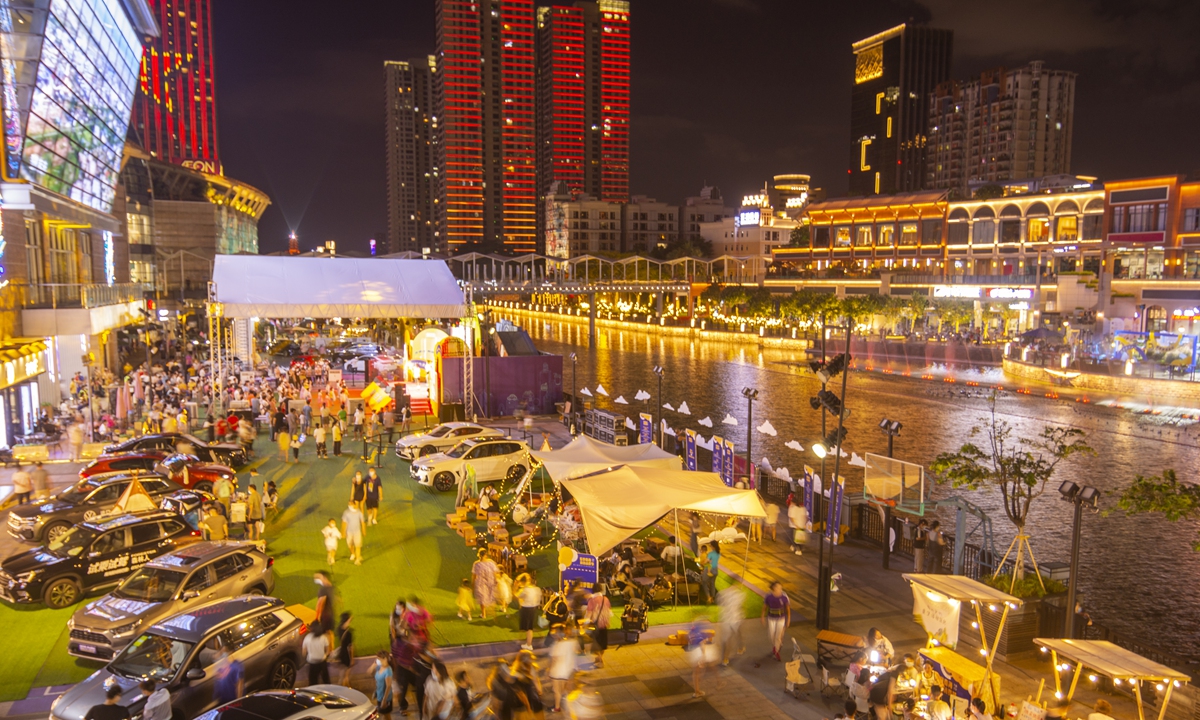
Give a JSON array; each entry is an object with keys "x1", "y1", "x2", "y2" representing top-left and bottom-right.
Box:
[
  {"x1": 1034, "y1": 638, "x2": 1190, "y2": 720},
  {"x1": 559, "y1": 464, "x2": 766, "y2": 556},
  {"x1": 903, "y1": 574, "x2": 1024, "y2": 714},
  {"x1": 531, "y1": 435, "x2": 681, "y2": 481}
]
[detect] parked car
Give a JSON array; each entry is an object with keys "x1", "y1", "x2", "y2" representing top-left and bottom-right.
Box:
[
  {"x1": 81, "y1": 452, "x2": 234, "y2": 493},
  {"x1": 394, "y1": 422, "x2": 504, "y2": 459},
  {"x1": 8, "y1": 473, "x2": 190, "y2": 544},
  {"x1": 104, "y1": 433, "x2": 248, "y2": 467},
  {"x1": 0, "y1": 510, "x2": 202, "y2": 608},
  {"x1": 195, "y1": 686, "x2": 375, "y2": 720},
  {"x1": 410, "y1": 437, "x2": 531, "y2": 491},
  {"x1": 67, "y1": 540, "x2": 275, "y2": 661},
  {"x1": 50, "y1": 596, "x2": 306, "y2": 720}
]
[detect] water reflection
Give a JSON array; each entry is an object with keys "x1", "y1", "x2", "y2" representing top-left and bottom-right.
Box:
[{"x1": 509, "y1": 312, "x2": 1200, "y2": 656}]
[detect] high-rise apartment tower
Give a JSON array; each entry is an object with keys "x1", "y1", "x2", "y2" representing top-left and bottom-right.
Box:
[{"x1": 385, "y1": 57, "x2": 439, "y2": 254}]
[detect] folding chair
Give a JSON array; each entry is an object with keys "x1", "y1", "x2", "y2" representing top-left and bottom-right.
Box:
[{"x1": 785, "y1": 659, "x2": 811, "y2": 698}]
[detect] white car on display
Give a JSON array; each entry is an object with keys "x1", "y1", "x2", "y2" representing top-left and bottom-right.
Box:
[
  {"x1": 194, "y1": 686, "x2": 375, "y2": 720},
  {"x1": 395, "y1": 422, "x2": 504, "y2": 459},
  {"x1": 410, "y1": 437, "x2": 532, "y2": 491}
]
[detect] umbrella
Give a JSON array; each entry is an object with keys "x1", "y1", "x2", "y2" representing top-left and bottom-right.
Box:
[{"x1": 1021, "y1": 327, "x2": 1063, "y2": 342}]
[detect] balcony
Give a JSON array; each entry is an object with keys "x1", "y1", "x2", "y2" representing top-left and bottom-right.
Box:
[
  {"x1": 18, "y1": 283, "x2": 153, "y2": 338},
  {"x1": 19, "y1": 283, "x2": 152, "y2": 310}
]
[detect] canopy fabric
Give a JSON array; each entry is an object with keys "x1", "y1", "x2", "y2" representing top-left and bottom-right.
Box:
[
  {"x1": 902, "y1": 573, "x2": 1025, "y2": 608},
  {"x1": 1033, "y1": 639, "x2": 1191, "y2": 682},
  {"x1": 212, "y1": 255, "x2": 468, "y2": 318},
  {"x1": 531, "y1": 435, "x2": 681, "y2": 481},
  {"x1": 559, "y1": 464, "x2": 766, "y2": 556}
]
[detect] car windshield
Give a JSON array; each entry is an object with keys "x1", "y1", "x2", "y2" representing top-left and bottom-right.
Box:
[
  {"x1": 114, "y1": 567, "x2": 187, "y2": 602},
  {"x1": 109, "y1": 633, "x2": 193, "y2": 681},
  {"x1": 47, "y1": 525, "x2": 97, "y2": 557},
  {"x1": 446, "y1": 443, "x2": 471, "y2": 459},
  {"x1": 427, "y1": 426, "x2": 451, "y2": 438},
  {"x1": 59, "y1": 480, "x2": 100, "y2": 504}
]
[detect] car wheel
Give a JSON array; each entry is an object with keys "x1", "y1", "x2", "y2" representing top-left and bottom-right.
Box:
[
  {"x1": 433, "y1": 472, "x2": 456, "y2": 492},
  {"x1": 43, "y1": 521, "x2": 71, "y2": 545},
  {"x1": 506, "y1": 464, "x2": 527, "y2": 482},
  {"x1": 245, "y1": 585, "x2": 266, "y2": 596},
  {"x1": 269, "y1": 656, "x2": 297, "y2": 689},
  {"x1": 419, "y1": 445, "x2": 437, "y2": 457},
  {"x1": 44, "y1": 578, "x2": 81, "y2": 608},
  {"x1": 193, "y1": 481, "x2": 213, "y2": 493}
]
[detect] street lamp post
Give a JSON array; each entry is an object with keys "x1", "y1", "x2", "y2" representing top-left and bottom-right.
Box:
[
  {"x1": 878, "y1": 418, "x2": 903, "y2": 570},
  {"x1": 653, "y1": 366, "x2": 664, "y2": 449},
  {"x1": 569, "y1": 352, "x2": 577, "y2": 436},
  {"x1": 1059, "y1": 481, "x2": 1099, "y2": 638},
  {"x1": 742, "y1": 388, "x2": 758, "y2": 485}
]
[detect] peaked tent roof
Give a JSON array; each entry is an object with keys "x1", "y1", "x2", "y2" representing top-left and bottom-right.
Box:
[
  {"x1": 531, "y1": 434, "x2": 681, "y2": 481},
  {"x1": 559, "y1": 464, "x2": 766, "y2": 556},
  {"x1": 211, "y1": 256, "x2": 469, "y2": 319}
]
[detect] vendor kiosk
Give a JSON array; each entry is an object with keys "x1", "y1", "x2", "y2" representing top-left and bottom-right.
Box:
[
  {"x1": 903, "y1": 573, "x2": 1024, "y2": 715},
  {"x1": 1034, "y1": 638, "x2": 1190, "y2": 720}
]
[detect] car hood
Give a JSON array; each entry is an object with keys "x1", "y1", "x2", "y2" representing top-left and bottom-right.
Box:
[
  {"x1": 52, "y1": 670, "x2": 145, "y2": 720},
  {"x1": 2, "y1": 546, "x2": 68, "y2": 574},
  {"x1": 413, "y1": 453, "x2": 456, "y2": 469},
  {"x1": 73, "y1": 593, "x2": 165, "y2": 629},
  {"x1": 11, "y1": 498, "x2": 74, "y2": 519}
]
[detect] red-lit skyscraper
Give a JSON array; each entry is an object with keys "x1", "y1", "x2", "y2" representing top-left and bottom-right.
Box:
[
  {"x1": 536, "y1": 1, "x2": 630, "y2": 203},
  {"x1": 131, "y1": 0, "x2": 220, "y2": 174}
]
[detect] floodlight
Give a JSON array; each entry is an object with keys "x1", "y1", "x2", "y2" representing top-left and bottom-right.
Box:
[
  {"x1": 812, "y1": 443, "x2": 828, "y2": 459},
  {"x1": 742, "y1": 388, "x2": 759, "y2": 400},
  {"x1": 1079, "y1": 486, "x2": 1100, "y2": 509},
  {"x1": 1058, "y1": 480, "x2": 1079, "y2": 500}
]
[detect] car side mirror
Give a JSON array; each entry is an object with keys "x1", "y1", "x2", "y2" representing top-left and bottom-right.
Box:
[
  {"x1": 186, "y1": 668, "x2": 205, "y2": 681},
  {"x1": 181, "y1": 590, "x2": 200, "y2": 601},
  {"x1": 88, "y1": 551, "x2": 101, "y2": 558}
]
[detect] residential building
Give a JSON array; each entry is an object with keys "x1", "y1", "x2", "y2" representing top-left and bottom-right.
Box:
[
  {"x1": 535, "y1": 0, "x2": 631, "y2": 203},
  {"x1": 680, "y1": 187, "x2": 735, "y2": 242},
  {"x1": 701, "y1": 186, "x2": 798, "y2": 264},
  {"x1": 130, "y1": 0, "x2": 220, "y2": 174},
  {"x1": 435, "y1": 0, "x2": 538, "y2": 252},
  {"x1": 927, "y1": 62, "x2": 1076, "y2": 195},
  {"x1": 385, "y1": 57, "x2": 439, "y2": 254},
  {"x1": 543, "y1": 192, "x2": 679, "y2": 258},
  {"x1": 849, "y1": 23, "x2": 953, "y2": 197},
  {"x1": 624, "y1": 196, "x2": 676, "y2": 254}
]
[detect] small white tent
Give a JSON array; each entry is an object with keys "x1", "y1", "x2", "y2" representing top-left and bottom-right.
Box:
[
  {"x1": 531, "y1": 435, "x2": 681, "y2": 481},
  {"x1": 559, "y1": 464, "x2": 766, "y2": 556}
]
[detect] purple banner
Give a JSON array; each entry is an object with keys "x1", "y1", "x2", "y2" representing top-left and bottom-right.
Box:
[
  {"x1": 826, "y1": 475, "x2": 846, "y2": 544},
  {"x1": 638, "y1": 413, "x2": 653, "y2": 445},
  {"x1": 803, "y1": 465, "x2": 814, "y2": 519},
  {"x1": 712, "y1": 435, "x2": 724, "y2": 476},
  {"x1": 723, "y1": 438, "x2": 735, "y2": 486},
  {"x1": 684, "y1": 429, "x2": 697, "y2": 471}
]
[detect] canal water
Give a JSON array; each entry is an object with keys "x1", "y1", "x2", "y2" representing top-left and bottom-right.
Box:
[{"x1": 501, "y1": 311, "x2": 1200, "y2": 658}]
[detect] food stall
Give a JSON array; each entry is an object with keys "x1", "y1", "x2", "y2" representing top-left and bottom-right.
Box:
[
  {"x1": 903, "y1": 574, "x2": 1024, "y2": 715},
  {"x1": 1033, "y1": 638, "x2": 1190, "y2": 720}
]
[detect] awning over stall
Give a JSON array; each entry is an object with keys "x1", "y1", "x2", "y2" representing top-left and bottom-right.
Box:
[
  {"x1": 211, "y1": 255, "x2": 469, "y2": 318},
  {"x1": 531, "y1": 435, "x2": 681, "y2": 481}
]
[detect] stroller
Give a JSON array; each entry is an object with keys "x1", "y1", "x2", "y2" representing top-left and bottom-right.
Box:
[{"x1": 619, "y1": 599, "x2": 648, "y2": 645}]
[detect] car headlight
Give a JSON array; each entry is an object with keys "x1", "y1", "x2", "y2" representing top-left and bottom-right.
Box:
[{"x1": 112, "y1": 620, "x2": 141, "y2": 636}]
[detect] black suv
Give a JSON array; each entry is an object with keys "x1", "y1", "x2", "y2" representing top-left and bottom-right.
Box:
[
  {"x1": 104, "y1": 433, "x2": 248, "y2": 468},
  {"x1": 7, "y1": 473, "x2": 187, "y2": 544},
  {"x1": 0, "y1": 510, "x2": 201, "y2": 608}
]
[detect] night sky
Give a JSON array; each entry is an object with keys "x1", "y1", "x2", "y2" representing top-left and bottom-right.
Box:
[{"x1": 213, "y1": 0, "x2": 1200, "y2": 255}]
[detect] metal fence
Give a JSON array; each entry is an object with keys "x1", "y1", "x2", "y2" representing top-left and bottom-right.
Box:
[{"x1": 20, "y1": 282, "x2": 151, "y2": 309}]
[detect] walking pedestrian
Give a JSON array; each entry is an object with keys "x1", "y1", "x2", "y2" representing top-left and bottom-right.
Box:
[
  {"x1": 788, "y1": 500, "x2": 808, "y2": 555},
  {"x1": 687, "y1": 615, "x2": 715, "y2": 698},
  {"x1": 138, "y1": 681, "x2": 171, "y2": 720},
  {"x1": 457, "y1": 578, "x2": 476, "y2": 621},
  {"x1": 688, "y1": 512, "x2": 701, "y2": 557},
  {"x1": 703, "y1": 543, "x2": 721, "y2": 603},
  {"x1": 584, "y1": 586, "x2": 611, "y2": 667},
  {"x1": 213, "y1": 473, "x2": 232, "y2": 516},
  {"x1": 762, "y1": 581, "x2": 790, "y2": 661},
  {"x1": 927, "y1": 520, "x2": 946, "y2": 573},
  {"x1": 510, "y1": 650, "x2": 545, "y2": 718},
  {"x1": 331, "y1": 420, "x2": 343, "y2": 456},
  {"x1": 342, "y1": 500, "x2": 365, "y2": 565},
  {"x1": 290, "y1": 433, "x2": 302, "y2": 462},
  {"x1": 351, "y1": 471, "x2": 366, "y2": 511},
  {"x1": 246, "y1": 484, "x2": 264, "y2": 541},
  {"x1": 365, "y1": 468, "x2": 383, "y2": 525},
  {"x1": 31, "y1": 461, "x2": 49, "y2": 500},
  {"x1": 335, "y1": 612, "x2": 354, "y2": 686},
  {"x1": 717, "y1": 584, "x2": 745, "y2": 665},
  {"x1": 472, "y1": 550, "x2": 498, "y2": 620},
  {"x1": 202, "y1": 506, "x2": 228, "y2": 541},
  {"x1": 383, "y1": 407, "x2": 395, "y2": 446},
  {"x1": 314, "y1": 422, "x2": 327, "y2": 459},
  {"x1": 516, "y1": 573, "x2": 543, "y2": 650},
  {"x1": 424, "y1": 660, "x2": 457, "y2": 720},
  {"x1": 11, "y1": 462, "x2": 32, "y2": 505},
  {"x1": 213, "y1": 646, "x2": 245, "y2": 705},
  {"x1": 549, "y1": 623, "x2": 578, "y2": 713},
  {"x1": 353, "y1": 405, "x2": 364, "y2": 440},
  {"x1": 372, "y1": 652, "x2": 393, "y2": 715},
  {"x1": 67, "y1": 422, "x2": 84, "y2": 462},
  {"x1": 314, "y1": 571, "x2": 336, "y2": 632},
  {"x1": 912, "y1": 519, "x2": 928, "y2": 574},
  {"x1": 83, "y1": 685, "x2": 128, "y2": 720},
  {"x1": 322, "y1": 519, "x2": 342, "y2": 566},
  {"x1": 302, "y1": 621, "x2": 332, "y2": 685}
]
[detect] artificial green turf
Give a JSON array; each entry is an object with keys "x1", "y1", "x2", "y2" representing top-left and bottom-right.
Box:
[{"x1": 0, "y1": 603, "x2": 78, "y2": 700}]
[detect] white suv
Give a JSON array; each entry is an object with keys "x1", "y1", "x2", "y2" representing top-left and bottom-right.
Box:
[
  {"x1": 411, "y1": 438, "x2": 532, "y2": 491},
  {"x1": 395, "y1": 422, "x2": 503, "y2": 460}
]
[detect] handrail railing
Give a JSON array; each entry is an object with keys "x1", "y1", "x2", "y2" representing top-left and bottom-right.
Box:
[{"x1": 18, "y1": 283, "x2": 152, "y2": 309}]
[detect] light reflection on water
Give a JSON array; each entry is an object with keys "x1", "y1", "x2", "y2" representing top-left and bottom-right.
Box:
[{"x1": 509, "y1": 313, "x2": 1200, "y2": 657}]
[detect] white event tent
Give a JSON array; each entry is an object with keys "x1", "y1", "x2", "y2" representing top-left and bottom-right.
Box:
[
  {"x1": 211, "y1": 255, "x2": 469, "y2": 318},
  {"x1": 559, "y1": 464, "x2": 767, "y2": 556},
  {"x1": 531, "y1": 435, "x2": 681, "y2": 481}
]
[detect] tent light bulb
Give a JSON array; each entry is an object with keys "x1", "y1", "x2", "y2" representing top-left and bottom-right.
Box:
[
  {"x1": 1088, "y1": 675, "x2": 1098, "y2": 683},
  {"x1": 989, "y1": 604, "x2": 997, "y2": 612},
  {"x1": 1054, "y1": 692, "x2": 1063, "y2": 699},
  {"x1": 1113, "y1": 678, "x2": 1121, "y2": 685},
  {"x1": 971, "y1": 622, "x2": 979, "y2": 629},
  {"x1": 1157, "y1": 684, "x2": 1164, "y2": 691},
  {"x1": 979, "y1": 648, "x2": 988, "y2": 656}
]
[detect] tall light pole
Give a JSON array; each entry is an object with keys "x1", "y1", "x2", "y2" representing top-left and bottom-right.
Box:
[
  {"x1": 653, "y1": 365, "x2": 664, "y2": 448},
  {"x1": 569, "y1": 352, "x2": 577, "y2": 436},
  {"x1": 742, "y1": 388, "x2": 758, "y2": 485},
  {"x1": 878, "y1": 418, "x2": 903, "y2": 570},
  {"x1": 1058, "y1": 481, "x2": 1099, "y2": 638}
]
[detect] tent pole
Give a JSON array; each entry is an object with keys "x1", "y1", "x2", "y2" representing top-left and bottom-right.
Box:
[
  {"x1": 673, "y1": 509, "x2": 680, "y2": 609},
  {"x1": 1156, "y1": 680, "x2": 1174, "y2": 720},
  {"x1": 741, "y1": 533, "x2": 749, "y2": 581},
  {"x1": 1133, "y1": 678, "x2": 1146, "y2": 720}
]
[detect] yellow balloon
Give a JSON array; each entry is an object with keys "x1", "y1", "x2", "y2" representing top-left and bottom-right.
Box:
[{"x1": 558, "y1": 547, "x2": 575, "y2": 566}]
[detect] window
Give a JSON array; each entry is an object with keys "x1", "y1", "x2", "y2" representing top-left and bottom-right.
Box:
[
  {"x1": 834, "y1": 227, "x2": 851, "y2": 247},
  {"x1": 877, "y1": 224, "x2": 894, "y2": 245},
  {"x1": 947, "y1": 224, "x2": 968, "y2": 245},
  {"x1": 159, "y1": 519, "x2": 186, "y2": 537},
  {"x1": 1111, "y1": 203, "x2": 1168, "y2": 233},
  {"x1": 973, "y1": 220, "x2": 995, "y2": 245},
  {"x1": 813, "y1": 227, "x2": 830, "y2": 248},
  {"x1": 211, "y1": 555, "x2": 243, "y2": 582},
  {"x1": 855, "y1": 226, "x2": 872, "y2": 246},
  {"x1": 1185, "y1": 208, "x2": 1200, "y2": 232},
  {"x1": 140, "y1": 478, "x2": 170, "y2": 495},
  {"x1": 999, "y1": 220, "x2": 1021, "y2": 243},
  {"x1": 921, "y1": 220, "x2": 941, "y2": 246},
  {"x1": 1027, "y1": 218, "x2": 1050, "y2": 243},
  {"x1": 131, "y1": 523, "x2": 163, "y2": 546},
  {"x1": 221, "y1": 613, "x2": 280, "y2": 652},
  {"x1": 25, "y1": 220, "x2": 45, "y2": 286},
  {"x1": 92, "y1": 530, "x2": 128, "y2": 555},
  {"x1": 89, "y1": 482, "x2": 129, "y2": 504},
  {"x1": 1055, "y1": 216, "x2": 1078, "y2": 243},
  {"x1": 1082, "y1": 215, "x2": 1103, "y2": 240},
  {"x1": 899, "y1": 224, "x2": 918, "y2": 246}
]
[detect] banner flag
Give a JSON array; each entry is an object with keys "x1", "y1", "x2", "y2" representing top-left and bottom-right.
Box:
[{"x1": 684, "y1": 429, "x2": 697, "y2": 471}]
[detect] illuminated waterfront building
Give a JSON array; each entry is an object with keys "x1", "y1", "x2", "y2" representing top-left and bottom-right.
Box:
[
  {"x1": 849, "y1": 23, "x2": 952, "y2": 197},
  {"x1": 130, "y1": 0, "x2": 220, "y2": 174},
  {"x1": 385, "y1": 57, "x2": 439, "y2": 254}
]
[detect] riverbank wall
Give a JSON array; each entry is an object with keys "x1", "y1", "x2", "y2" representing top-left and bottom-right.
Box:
[{"x1": 1003, "y1": 357, "x2": 1200, "y2": 405}]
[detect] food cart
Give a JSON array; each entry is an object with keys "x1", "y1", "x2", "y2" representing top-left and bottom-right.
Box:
[
  {"x1": 1033, "y1": 638, "x2": 1190, "y2": 720},
  {"x1": 903, "y1": 573, "x2": 1024, "y2": 715}
]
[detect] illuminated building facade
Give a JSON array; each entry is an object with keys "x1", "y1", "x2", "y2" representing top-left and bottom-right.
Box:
[
  {"x1": 849, "y1": 23, "x2": 952, "y2": 197},
  {"x1": 130, "y1": 0, "x2": 220, "y2": 174},
  {"x1": 385, "y1": 57, "x2": 439, "y2": 254},
  {"x1": 927, "y1": 62, "x2": 1076, "y2": 195}
]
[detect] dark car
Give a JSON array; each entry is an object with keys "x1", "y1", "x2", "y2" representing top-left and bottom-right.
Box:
[
  {"x1": 82, "y1": 452, "x2": 236, "y2": 493},
  {"x1": 7, "y1": 473, "x2": 188, "y2": 544},
  {"x1": 0, "y1": 511, "x2": 202, "y2": 608},
  {"x1": 104, "y1": 433, "x2": 248, "y2": 467},
  {"x1": 50, "y1": 596, "x2": 306, "y2": 720}
]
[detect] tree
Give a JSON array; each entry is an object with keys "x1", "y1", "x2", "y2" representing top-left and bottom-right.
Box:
[
  {"x1": 931, "y1": 397, "x2": 1094, "y2": 583},
  {"x1": 746, "y1": 288, "x2": 775, "y2": 318},
  {"x1": 789, "y1": 225, "x2": 811, "y2": 248},
  {"x1": 1111, "y1": 470, "x2": 1200, "y2": 551},
  {"x1": 973, "y1": 184, "x2": 1005, "y2": 200},
  {"x1": 879, "y1": 296, "x2": 906, "y2": 335},
  {"x1": 906, "y1": 293, "x2": 930, "y2": 333}
]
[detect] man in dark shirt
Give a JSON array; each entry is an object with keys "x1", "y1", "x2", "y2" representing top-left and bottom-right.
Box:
[
  {"x1": 315, "y1": 571, "x2": 336, "y2": 631},
  {"x1": 84, "y1": 686, "x2": 129, "y2": 720}
]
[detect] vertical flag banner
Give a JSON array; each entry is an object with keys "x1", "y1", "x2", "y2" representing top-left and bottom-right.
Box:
[
  {"x1": 803, "y1": 465, "x2": 815, "y2": 519},
  {"x1": 712, "y1": 435, "x2": 724, "y2": 475},
  {"x1": 723, "y1": 438, "x2": 735, "y2": 485},
  {"x1": 826, "y1": 475, "x2": 846, "y2": 544},
  {"x1": 638, "y1": 413, "x2": 653, "y2": 445},
  {"x1": 684, "y1": 429, "x2": 698, "y2": 471}
]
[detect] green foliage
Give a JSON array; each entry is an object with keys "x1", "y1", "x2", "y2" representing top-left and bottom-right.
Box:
[
  {"x1": 973, "y1": 184, "x2": 1005, "y2": 200},
  {"x1": 699, "y1": 283, "x2": 724, "y2": 305},
  {"x1": 789, "y1": 225, "x2": 811, "y2": 248},
  {"x1": 745, "y1": 288, "x2": 774, "y2": 316},
  {"x1": 841, "y1": 294, "x2": 883, "y2": 322},
  {"x1": 983, "y1": 573, "x2": 1066, "y2": 599},
  {"x1": 1110, "y1": 470, "x2": 1200, "y2": 551},
  {"x1": 720, "y1": 286, "x2": 750, "y2": 307}
]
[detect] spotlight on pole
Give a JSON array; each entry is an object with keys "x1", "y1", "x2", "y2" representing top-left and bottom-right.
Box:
[
  {"x1": 811, "y1": 443, "x2": 828, "y2": 459},
  {"x1": 1059, "y1": 479, "x2": 1100, "y2": 637}
]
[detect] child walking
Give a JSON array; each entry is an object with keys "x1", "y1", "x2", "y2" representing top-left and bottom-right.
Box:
[
  {"x1": 456, "y1": 578, "x2": 475, "y2": 621},
  {"x1": 322, "y1": 518, "x2": 342, "y2": 565},
  {"x1": 314, "y1": 423, "x2": 327, "y2": 459}
]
